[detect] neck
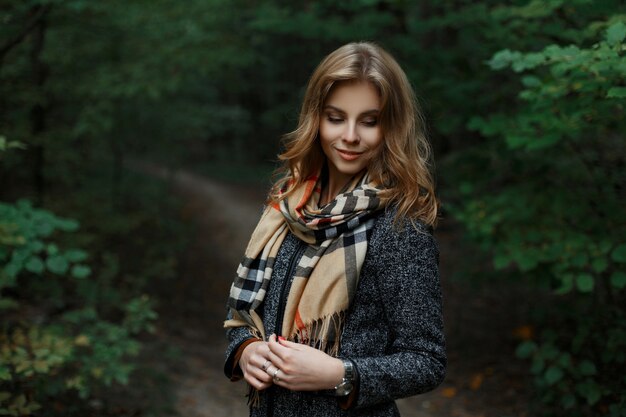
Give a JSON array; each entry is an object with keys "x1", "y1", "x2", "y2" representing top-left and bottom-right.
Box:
[
  {"x1": 320, "y1": 167, "x2": 364, "y2": 206},
  {"x1": 322, "y1": 178, "x2": 350, "y2": 204},
  {"x1": 320, "y1": 180, "x2": 347, "y2": 206}
]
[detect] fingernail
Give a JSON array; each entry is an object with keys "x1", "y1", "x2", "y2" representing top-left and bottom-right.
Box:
[{"x1": 278, "y1": 336, "x2": 285, "y2": 342}]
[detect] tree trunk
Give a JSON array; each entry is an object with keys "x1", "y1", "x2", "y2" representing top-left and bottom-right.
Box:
[{"x1": 30, "y1": 9, "x2": 49, "y2": 206}]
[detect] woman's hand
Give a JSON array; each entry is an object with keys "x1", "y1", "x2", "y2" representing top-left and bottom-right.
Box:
[
  {"x1": 266, "y1": 334, "x2": 344, "y2": 391},
  {"x1": 240, "y1": 340, "x2": 274, "y2": 390}
]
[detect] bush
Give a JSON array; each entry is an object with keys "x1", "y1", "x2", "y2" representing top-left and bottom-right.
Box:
[
  {"x1": 448, "y1": 13, "x2": 626, "y2": 416},
  {"x1": 0, "y1": 200, "x2": 157, "y2": 416}
]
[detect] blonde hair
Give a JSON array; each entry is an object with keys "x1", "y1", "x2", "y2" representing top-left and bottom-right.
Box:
[{"x1": 269, "y1": 42, "x2": 438, "y2": 227}]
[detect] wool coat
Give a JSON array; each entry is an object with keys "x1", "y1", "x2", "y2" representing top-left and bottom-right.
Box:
[{"x1": 224, "y1": 207, "x2": 446, "y2": 417}]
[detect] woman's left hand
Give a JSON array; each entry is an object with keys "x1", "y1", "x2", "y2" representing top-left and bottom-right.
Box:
[{"x1": 266, "y1": 334, "x2": 344, "y2": 391}]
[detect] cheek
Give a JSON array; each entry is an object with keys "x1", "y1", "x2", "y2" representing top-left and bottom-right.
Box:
[
  {"x1": 319, "y1": 121, "x2": 337, "y2": 140},
  {"x1": 366, "y1": 128, "x2": 383, "y2": 150}
]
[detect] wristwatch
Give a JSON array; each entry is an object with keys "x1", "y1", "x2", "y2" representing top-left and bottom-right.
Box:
[{"x1": 334, "y1": 359, "x2": 355, "y2": 396}]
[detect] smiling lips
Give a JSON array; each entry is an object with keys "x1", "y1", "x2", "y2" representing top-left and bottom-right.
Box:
[{"x1": 336, "y1": 149, "x2": 364, "y2": 161}]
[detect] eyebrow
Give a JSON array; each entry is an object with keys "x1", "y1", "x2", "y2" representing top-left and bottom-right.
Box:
[{"x1": 323, "y1": 105, "x2": 380, "y2": 116}]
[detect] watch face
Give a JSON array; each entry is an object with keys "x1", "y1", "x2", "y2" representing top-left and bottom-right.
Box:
[{"x1": 335, "y1": 381, "x2": 353, "y2": 396}]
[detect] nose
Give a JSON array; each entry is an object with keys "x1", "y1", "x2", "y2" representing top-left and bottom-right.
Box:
[{"x1": 342, "y1": 121, "x2": 360, "y2": 143}]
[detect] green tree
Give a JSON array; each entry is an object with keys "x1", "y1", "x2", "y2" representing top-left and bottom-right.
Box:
[{"x1": 449, "y1": 9, "x2": 625, "y2": 416}]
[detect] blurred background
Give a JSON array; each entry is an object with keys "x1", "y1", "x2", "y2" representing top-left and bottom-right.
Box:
[{"x1": 1, "y1": 1, "x2": 624, "y2": 416}]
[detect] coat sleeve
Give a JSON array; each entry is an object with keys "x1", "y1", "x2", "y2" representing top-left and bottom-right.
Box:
[
  {"x1": 351, "y1": 221, "x2": 446, "y2": 409},
  {"x1": 223, "y1": 311, "x2": 257, "y2": 380}
]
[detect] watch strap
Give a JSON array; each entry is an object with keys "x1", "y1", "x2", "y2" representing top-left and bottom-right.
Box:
[
  {"x1": 342, "y1": 359, "x2": 354, "y2": 382},
  {"x1": 334, "y1": 359, "x2": 355, "y2": 396}
]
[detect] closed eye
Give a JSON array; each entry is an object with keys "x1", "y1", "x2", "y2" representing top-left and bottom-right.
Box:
[{"x1": 361, "y1": 118, "x2": 378, "y2": 127}]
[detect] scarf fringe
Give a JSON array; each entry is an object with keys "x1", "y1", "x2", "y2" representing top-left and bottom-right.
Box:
[
  {"x1": 248, "y1": 326, "x2": 262, "y2": 340},
  {"x1": 294, "y1": 311, "x2": 346, "y2": 357},
  {"x1": 247, "y1": 384, "x2": 261, "y2": 408}
]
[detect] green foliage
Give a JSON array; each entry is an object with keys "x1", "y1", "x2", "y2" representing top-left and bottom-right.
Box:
[
  {"x1": 446, "y1": 3, "x2": 625, "y2": 415},
  {"x1": 0, "y1": 137, "x2": 25, "y2": 154},
  {"x1": 0, "y1": 199, "x2": 157, "y2": 415},
  {"x1": 516, "y1": 309, "x2": 626, "y2": 415}
]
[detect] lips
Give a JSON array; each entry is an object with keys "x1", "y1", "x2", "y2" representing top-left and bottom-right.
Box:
[{"x1": 336, "y1": 149, "x2": 364, "y2": 161}]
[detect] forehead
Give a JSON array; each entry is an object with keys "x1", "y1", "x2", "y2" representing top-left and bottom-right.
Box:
[{"x1": 324, "y1": 80, "x2": 381, "y2": 112}]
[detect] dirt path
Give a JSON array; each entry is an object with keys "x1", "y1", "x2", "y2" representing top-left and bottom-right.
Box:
[{"x1": 135, "y1": 161, "x2": 529, "y2": 417}]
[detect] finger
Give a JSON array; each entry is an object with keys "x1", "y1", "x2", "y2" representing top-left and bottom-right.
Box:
[
  {"x1": 265, "y1": 365, "x2": 281, "y2": 378},
  {"x1": 266, "y1": 349, "x2": 286, "y2": 373},
  {"x1": 267, "y1": 345, "x2": 292, "y2": 371},
  {"x1": 271, "y1": 369, "x2": 289, "y2": 388},
  {"x1": 243, "y1": 359, "x2": 274, "y2": 383},
  {"x1": 258, "y1": 358, "x2": 272, "y2": 371},
  {"x1": 267, "y1": 365, "x2": 290, "y2": 386},
  {"x1": 256, "y1": 340, "x2": 272, "y2": 356},
  {"x1": 244, "y1": 373, "x2": 272, "y2": 391},
  {"x1": 268, "y1": 335, "x2": 291, "y2": 356},
  {"x1": 276, "y1": 336, "x2": 303, "y2": 350}
]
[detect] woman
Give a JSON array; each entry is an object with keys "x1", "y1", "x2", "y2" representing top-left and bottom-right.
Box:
[{"x1": 224, "y1": 42, "x2": 445, "y2": 416}]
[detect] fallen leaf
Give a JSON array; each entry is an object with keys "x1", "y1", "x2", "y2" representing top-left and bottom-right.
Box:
[
  {"x1": 470, "y1": 373, "x2": 484, "y2": 390},
  {"x1": 512, "y1": 325, "x2": 534, "y2": 340},
  {"x1": 441, "y1": 387, "x2": 457, "y2": 398}
]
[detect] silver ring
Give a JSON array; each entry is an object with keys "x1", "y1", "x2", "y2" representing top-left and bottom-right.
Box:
[
  {"x1": 272, "y1": 368, "x2": 281, "y2": 382},
  {"x1": 261, "y1": 360, "x2": 270, "y2": 371}
]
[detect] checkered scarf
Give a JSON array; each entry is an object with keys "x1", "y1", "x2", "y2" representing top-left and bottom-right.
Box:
[{"x1": 225, "y1": 170, "x2": 383, "y2": 354}]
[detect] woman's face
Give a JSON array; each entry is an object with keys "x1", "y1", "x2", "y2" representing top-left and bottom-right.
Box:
[{"x1": 319, "y1": 80, "x2": 383, "y2": 187}]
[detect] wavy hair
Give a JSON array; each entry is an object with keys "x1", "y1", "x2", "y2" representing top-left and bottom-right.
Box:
[{"x1": 269, "y1": 42, "x2": 438, "y2": 227}]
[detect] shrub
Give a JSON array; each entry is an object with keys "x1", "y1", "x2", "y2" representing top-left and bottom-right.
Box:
[
  {"x1": 0, "y1": 200, "x2": 157, "y2": 416},
  {"x1": 449, "y1": 15, "x2": 625, "y2": 416}
]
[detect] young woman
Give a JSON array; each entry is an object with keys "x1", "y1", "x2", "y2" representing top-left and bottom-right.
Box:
[{"x1": 224, "y1": 42, "x2": 445, "y2": 417}]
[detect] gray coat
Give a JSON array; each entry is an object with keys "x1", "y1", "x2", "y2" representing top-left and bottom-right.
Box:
[{"x1": 224, "y1": 208, "x2": 446, "y2": 416}]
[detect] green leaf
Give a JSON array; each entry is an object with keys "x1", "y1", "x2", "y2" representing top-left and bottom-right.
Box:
[
  {"x1": 0, "y1": 366, "x2": 10, "y2": 381},
  {"x1": 55, "y1": 219, "x2": 79, "y2": 232},
  {"x1": 46, "y1": 256, "x2": 69, "y2": 275},
  {"x1": 607, "y1": 87, "x2": 626, "y2": 98},
  {"x1": 606, "y1": 21, "x2": 626, "y2": 45},
  {"x1": 64, "y1": 249, "x2": 88, "y2": 263},
  {"x1": 576, "y1": 379, "x2": 603, "y2": 405},
  {"x1": 516, "y1": 340, "x2": 536, "y2": 359},
  {"x1": 612, "y1": 244, "x2": 626, "y2": 263},
  {"x1": 561, "y1": 393, "x2": 576, "y2": 409},
  {"x1": 25, "y1": 257, "x2": 45, "y2": 274},
  {"x1": 46, "y1": 244, "x2": 59, "y2": 256},
  {"x1": 493, "y1": 253, "x2": 510, "y2": 269},
  {"x1": 4, "y1": 261, "x2": 21, "y2": 278},
  {"x1": 576, "y1": 274, "x2": 594, "y2": 292},
  {"x1": 530, "y1": 357, "x2": 545, "y2": 375},
  {"x1": 544, "y1": 365, "x2": 563, "y2": 385},
  {"x1": 71, "y1": 265, "x2": 91, "y2": 279},
  {"x1": 579, "y1": 360, "x2": 597, "y2": 376},
  {"x1": 591, "y1": 257, "x2": 607, "y2": 273},
  {"x1": 555, "y1": 274, "x2": 573, "y2": 295},
  {"x1": 521, "y1": 75, "x2": 542, "y2": 88},
  {"x1": 33, "y1": 360, "x2": 49, "y2": 373},
  {"x1": 488, "y1": 49, "x2": 522, "y2": 70},
  {"x1": 512, "y1": 52, "x2": 545, "y2": 72},
  {"x1": 0, "y1": 137, "x2": 25, "y2": 152},
  {"x1": 0, "y1": 299, "x2": 18, "y2": 310},
  {"x1": 610, "y1": 271, "x2": 626, "y2": 289},
  {"x1": 505, "y1": 134, "x2": 529, "y2": 149}
]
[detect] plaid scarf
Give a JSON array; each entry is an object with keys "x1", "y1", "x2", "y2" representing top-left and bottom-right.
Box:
[{"x1": 224, "y1": 170, "x2": 384, "y2": 354}]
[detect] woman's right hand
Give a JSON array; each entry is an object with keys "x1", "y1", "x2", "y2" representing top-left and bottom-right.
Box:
[{"x1": 240, "y1": 340, "x2": 275, "y2": 390}]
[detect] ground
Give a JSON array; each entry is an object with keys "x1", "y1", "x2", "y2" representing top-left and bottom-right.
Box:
[{"x1": 136, "y1": 163, "x2": 531, "y2": 417}]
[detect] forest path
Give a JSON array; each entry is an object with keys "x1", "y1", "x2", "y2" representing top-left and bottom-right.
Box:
[{"x1": 132, "y1": 161, "x2": 528, "y2": 417}]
